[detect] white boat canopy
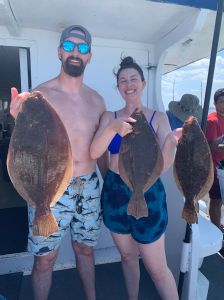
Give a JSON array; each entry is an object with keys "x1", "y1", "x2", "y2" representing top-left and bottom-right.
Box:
[{"x1": 0, "y1": 0, "x2": 223, "y2": 73}]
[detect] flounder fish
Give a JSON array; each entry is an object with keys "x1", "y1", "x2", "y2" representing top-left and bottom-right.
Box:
[
  {"x1": 7, "y1": 91, "x2": 73, "y2": 237},
  {"x1": 119, "y1": 110, "x2": 164, "y2": 219},
  {"x1": 173, "y1": 116, "x2": 214, "y2": 224}
]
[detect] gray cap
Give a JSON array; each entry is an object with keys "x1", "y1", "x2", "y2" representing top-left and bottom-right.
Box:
[{"x1": 60, "y1": 25, "x2": 92, "y2": 46}]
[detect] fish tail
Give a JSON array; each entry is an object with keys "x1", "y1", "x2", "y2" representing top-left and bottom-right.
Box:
[
  {"x1": 182, "y1": 200, "x2": 198, "y2": 224},
  {"x1": 127, "y1": 190, "x2": 148, "y2": 219},
  {"x1": 33, "y1": 212, "x2": 58, "y2": 237}
]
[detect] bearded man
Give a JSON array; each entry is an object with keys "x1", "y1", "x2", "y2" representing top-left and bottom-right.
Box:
[{"x1": 10, "y1": 25, "x2": 107, "y2": 300}]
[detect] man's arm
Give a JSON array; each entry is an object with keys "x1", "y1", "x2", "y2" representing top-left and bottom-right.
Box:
[
  {"x1": 205, "y1": 120, "x2": 224, "y2": 153},
  {"x1": 208, "y1": 137, "x2": 224, "y2": 153},
  {"x1": 97, "y1": 151, "x2": 109, "y2": 179}
]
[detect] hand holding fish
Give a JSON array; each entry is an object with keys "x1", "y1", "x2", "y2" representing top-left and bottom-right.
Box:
[
  {"x1": 215, "y1": 135, "x2": 224, "y2": 152},
  {"x1": 208, "y1": 135, "x2": 224, "y2": 153},
  {"x1": 10, "y1": 87, "x2": 31, "y2": 119},
  {"x1": 110, "y1": 117, "x2": 136, "y2": 137},
  {"x1": 119, "y1": 110, "x2": 164, "y2": 219},
  {"x1": 171, "y1": 128, "x2": 183, "y2": 145},
  {"x1": 216, "y1": 134, "x2": 224, "y2": 144}
]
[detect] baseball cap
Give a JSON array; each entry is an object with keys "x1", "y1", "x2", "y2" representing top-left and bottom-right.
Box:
[{"x1": 60, "y1": 25, "x2": 92, "y2": 46}]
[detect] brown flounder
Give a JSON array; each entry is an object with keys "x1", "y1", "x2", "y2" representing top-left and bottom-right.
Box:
[
  {"x1": 7, "y1": 91, "x2": 73, "y2": 237},
  {"x1": 173, "y1": 116, "x2": 214, "y2": 224},
  {"x1": 119, "y1": 110, "x2": 164, "y2": 219}
]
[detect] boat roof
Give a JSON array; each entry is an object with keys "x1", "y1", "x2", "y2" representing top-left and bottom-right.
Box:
[{"x1": 0, "y1": 0, "x2": 223, "y2": 72}]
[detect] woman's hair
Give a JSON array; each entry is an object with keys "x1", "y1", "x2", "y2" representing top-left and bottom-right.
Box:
[{"x1": 114, "y1": 56, "x2": 145, "y2": 85}]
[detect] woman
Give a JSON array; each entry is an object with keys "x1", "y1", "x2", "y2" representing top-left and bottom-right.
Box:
[{"x1": 90, "y1": 56, "x2": 181, "y2": 300}]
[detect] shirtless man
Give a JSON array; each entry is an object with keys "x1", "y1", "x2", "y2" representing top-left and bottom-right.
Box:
[{"x1": 10, "y1": 25, "x2": 107, "y2": 300}]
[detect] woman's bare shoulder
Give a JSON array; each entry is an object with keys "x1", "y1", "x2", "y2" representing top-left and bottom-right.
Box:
[{"x1": 101, "y1": 111, "x2": 115, "y2": 122}]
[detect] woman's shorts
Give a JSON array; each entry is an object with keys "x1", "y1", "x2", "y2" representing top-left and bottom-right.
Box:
[
  {"x1": 101, "y1": 170, "x2": 168, "y2": 244},
  {"x1": 27, "y1": 172, "x2": 102, "y2": 256}
]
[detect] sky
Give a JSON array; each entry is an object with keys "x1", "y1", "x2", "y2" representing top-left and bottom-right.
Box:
[{"x1": 162, "y1": 50, "x2": 224, "y2": 111}]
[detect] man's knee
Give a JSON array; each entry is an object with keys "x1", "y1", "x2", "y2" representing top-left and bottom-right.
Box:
[
  {"x1": 33, "y1": 251, "x2": 58, "y2": 272},
  {"x1": 72, "y1": 241, "x2": 93, "y2": 257}
]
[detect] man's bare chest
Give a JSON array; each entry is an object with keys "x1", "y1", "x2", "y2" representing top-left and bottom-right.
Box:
[{"x1": 50, "y1": 100, "x2": 98, "y2": 133}]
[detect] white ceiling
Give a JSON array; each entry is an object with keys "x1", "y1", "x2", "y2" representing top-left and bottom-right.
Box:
[
  {"x1": 1, "y1": 0, "x2": 197, "y2": 44},
  {"x1": 0, "y1": 0, "x2": 223, "y2": 74}
]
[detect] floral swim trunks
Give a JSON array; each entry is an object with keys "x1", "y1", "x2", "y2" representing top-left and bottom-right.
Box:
[{"x1": 27, "y1": 171, "x2": 102, "y2": 256}]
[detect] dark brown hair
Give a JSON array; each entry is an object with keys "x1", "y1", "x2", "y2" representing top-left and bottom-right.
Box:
[
  {"x1": 114, "y1": 56, "x2": 145, "y2": 86},
  {"x1": 214, "y1": 88, "x2": 224, "y2": 104}
]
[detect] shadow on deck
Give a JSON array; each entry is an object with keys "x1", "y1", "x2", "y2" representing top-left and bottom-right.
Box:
[{"x1": 0, "y1": 254, "x2": 224, "y2": 300}]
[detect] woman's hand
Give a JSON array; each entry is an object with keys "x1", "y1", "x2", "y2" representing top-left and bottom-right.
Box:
[
  {"x1": 110, "y1": 117, "x2": 136, "y2": 137},
  {"x1": 10, "y1": 87, "x2": 31, "y2": 119},
  {"x1": 172, "y1": 128, "x2": 183, "y2": 144}
]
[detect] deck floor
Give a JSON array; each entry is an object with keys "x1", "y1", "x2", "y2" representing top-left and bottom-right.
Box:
[{"x1": 0, "y1": 253, "x2": 223, "y2": 300}]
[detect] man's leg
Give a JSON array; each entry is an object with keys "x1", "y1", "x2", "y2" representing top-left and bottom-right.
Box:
[
  {"x1": 72, "y1": 241, "x2": 96, "y2": 300},
  {"x1": 70, "y1": 172, "x2": 101, "y2": 300},
  {"x1": 32, "y1": 249, "x2": 59, "y2": 300},
  {"x1": 209, "y1": 197, "x2": 222, "y2": 228},
  {"x1": 27, "y1": 179, "x2": 75, "y2": 300}
]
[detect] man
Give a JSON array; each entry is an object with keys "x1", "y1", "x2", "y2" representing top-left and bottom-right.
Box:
[
  {"x1": 205, "y1": 88, "x2": 224, "y2": 231},
  {"x1": 10, "y1": 25, "x2": 107, "y2": 300}
]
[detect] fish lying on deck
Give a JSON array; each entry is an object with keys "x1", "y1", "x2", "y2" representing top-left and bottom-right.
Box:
[
  {"x1": 119, "y1": 110, "x2": 164, "y2": 219},
  {"x1": 173, "y1": 116, "x2": 214, "y2": 224},
  {"x1": 7, "y1": 91, "x2": 73, "y2": 237}
]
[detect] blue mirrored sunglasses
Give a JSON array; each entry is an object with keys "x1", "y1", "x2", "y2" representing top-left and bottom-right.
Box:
[{"x1": 61, "y1": 40, "x2": 90, "y2": 55}]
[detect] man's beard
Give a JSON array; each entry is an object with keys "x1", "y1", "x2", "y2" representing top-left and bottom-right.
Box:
[{"x1": 62, "y1": 56, "x2": 86, "y2": 77}]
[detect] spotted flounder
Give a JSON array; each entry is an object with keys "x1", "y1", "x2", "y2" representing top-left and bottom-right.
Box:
[
  {"x1": 119, "y1": 110, "x2": 164, "y2": 219},
  {"x1": 7, "y1": 91, "x2": 73, "y2": 237},
  {"x1": 174, "y1": 116, "x2": 214, "y2": 224}
]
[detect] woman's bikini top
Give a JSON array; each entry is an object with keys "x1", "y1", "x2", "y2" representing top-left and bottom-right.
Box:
[{"x1": 108, "y1": 111, "x2": 157, "y2": 154}]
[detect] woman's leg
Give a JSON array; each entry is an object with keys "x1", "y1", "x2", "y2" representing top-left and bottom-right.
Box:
[
  {"x1": 112, "y1": 233, "x2": 140, "y2": 300},
  {"x1": 138, "y1": 234, "x2": 178, "y2": 300}
]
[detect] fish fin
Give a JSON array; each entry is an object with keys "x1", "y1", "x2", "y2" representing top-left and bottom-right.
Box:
[
  {"x1": 182, "y1": 202, "x2": 198, "y2": 224},
  {"x1": 127, "y1": 190, "x2": 148, "y2": 219},
  {"x1": 33, "y1": 213, "x2": 58, "y2": 237},
  {"x1": 195, "y1": 200, "x2": 199, "y2": 213}
]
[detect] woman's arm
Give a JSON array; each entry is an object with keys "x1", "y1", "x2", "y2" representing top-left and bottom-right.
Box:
[
  {"x1": 90, "y1": 111, "x2": 116, "y2": 160},
  {"x1": 156, "y1": 112, "x2": 182, "y2": 173}
]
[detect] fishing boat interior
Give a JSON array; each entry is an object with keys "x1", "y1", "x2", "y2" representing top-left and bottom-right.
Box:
[{"x1": 0, "y1": 0, "x2": 224, "y2": 299}]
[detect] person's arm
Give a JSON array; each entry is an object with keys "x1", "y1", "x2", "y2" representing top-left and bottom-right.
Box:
[
  {"x1": 97, "y1": 151, "x2": 109, "y2": 179},
  {"x1": 205, "y1": 120, "x2": 224, "y2": 153},
  {"x1": 90, "y1": 112, "x2": 135, "y2": 160},
  {"x1": 156, "y1": 112, "x2": 182, "y2": 173}
]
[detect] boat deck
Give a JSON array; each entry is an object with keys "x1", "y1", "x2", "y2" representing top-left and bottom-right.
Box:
[{"x1": 0, "y1": 253, "x2": 223, "y2": 300}]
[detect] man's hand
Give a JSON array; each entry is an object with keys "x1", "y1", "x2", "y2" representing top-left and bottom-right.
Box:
[
  {"x1": 215, "y1": 135, "x2": 224, "y2": 145},
  {"x1": 10, "y1": 87, "x2": 30, "y2": 119}
]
